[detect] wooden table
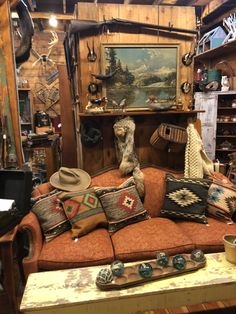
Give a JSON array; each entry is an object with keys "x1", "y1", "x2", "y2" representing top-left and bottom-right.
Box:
[{"x1": 20, "y1": 253, "x2": 236, "y2": 314}]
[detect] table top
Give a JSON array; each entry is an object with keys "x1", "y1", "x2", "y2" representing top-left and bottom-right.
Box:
[{"x1": 20, "y1": 252, "x2": 236, "y2": 312}]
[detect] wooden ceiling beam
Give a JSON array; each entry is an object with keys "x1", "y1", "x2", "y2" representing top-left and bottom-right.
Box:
[
  {"x1": 30, "y1": 12, "x2": 74, "y2": 20},
  {"x1": 175, "y1": 0, "x2": 212, "y2": 5},
  {"x1": 152, "y1": 0, "x2": 164, "y2": 4},
  {"x1": 201, "y1": 0, "x2": 231, "y2": 19}
]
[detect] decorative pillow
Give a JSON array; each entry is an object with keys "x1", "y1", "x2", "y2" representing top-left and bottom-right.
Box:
[
  {"x1": 59, "y1": 188, "x2": 107, "y2": 239},
  {"x1": 31, "y1": 191, "x2": 71, "y2": 242},
  {"x1": 31, "y1": 189, "x2": 59, "y2": 206},
  {"x1": 160, "y1": 175, "x2": 211, "y2": 224},
  {"x1": 207, "y1": 182, "x2": 236, "y2": 223},
  {"x1": 95, "y1": 178, "x2": 149, "y2": 233}
]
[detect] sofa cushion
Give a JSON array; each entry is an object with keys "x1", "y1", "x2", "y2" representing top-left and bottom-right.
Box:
[
  {"x1": 38, "y1": 228, "x2": 114, "y2": 270},
  {"x1": 59, "y1": 188, "x2": 107, "y2": 239},
  {"x1": 207, "y1": 182, "x2": 236, "y2": 223},
  {"x1": 111, "y1": 217, "x2": 194, "y2": 262},
  {"x1": 160, "y1": 175, "x2": 210, "y2": 224},
  {"x1": 31, "y1": 191, "x2": 71, "y2": 242},
  {"x1": 92, "y1": 167, "x2": 176, "y2": 217},
  {"x1": 177, "y1": 217, "x2": 236, "y2": 253},
  {"x1": 96, "y1": 177, "x2": 149, "y2": 233}
]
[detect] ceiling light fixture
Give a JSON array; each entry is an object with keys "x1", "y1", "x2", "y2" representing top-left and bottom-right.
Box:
[{"x1": 49, "y1": 15, "x2": 58, "y2": 28}]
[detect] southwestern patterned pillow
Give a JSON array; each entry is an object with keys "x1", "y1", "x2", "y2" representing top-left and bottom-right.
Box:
[
  {"x1": 207, "y1": 182, "x2": 236, "y2": 223},
  {"x1": 95, "y1": 178, "x2": 149, "y2": 233},
  {"x1": 31, "y1": 191, "x2": 71, "y2": 242},
  {"x1": 160, "y1": 175, "x2": 211, "y2": 224},
  {"x1": 59, "y1": 188, "x2": 107, "y2": 239}
]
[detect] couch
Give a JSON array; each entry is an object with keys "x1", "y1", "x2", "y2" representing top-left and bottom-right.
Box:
[{"x1": 19, "y1": 166, "x2": 236, "y2": 279}]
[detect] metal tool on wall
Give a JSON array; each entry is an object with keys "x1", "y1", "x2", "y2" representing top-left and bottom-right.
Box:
[{"x1": 87, "y1": 40, "x2": 97, "y2": 62}]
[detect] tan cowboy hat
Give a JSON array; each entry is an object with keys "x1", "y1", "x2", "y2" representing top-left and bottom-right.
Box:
[{"x1": 50, "y1": 167, "x2": 91, "y2": 191}]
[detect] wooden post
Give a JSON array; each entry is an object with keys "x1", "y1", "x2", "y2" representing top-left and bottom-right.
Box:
[{"x1": 0, "y1": 0, "x2": 23, "y2": 168}]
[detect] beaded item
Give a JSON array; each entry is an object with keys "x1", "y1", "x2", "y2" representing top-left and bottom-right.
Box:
[
  {"x1": 156, "y1": 252, "x2": 169, "y2": 267},
  {"x1": 96, "y1": 268, "x2": 113, "y2": 284},
  {"x1": 138, "y1": 263, "x2": 153, "y2": 278},
  {"x1": 111, "y1": 260, "x2": 125, "y2": 277},
  {"x1": 172, "y1": 255, "x2": 187, "y2": 270}
]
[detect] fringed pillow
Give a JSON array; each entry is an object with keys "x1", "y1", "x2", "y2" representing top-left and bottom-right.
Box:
[
  {"x1": 31, "y1": 191, "x2": 71, "y2": 242},
  {"x1": 207, "y1": 182, "x2": 236, "y2": 223},
  {"x1": 160, "y1": 175, "x2": 211, "y2": 224},
  {"x1": 95, "y1": 177, "x2": 149, "y2": 233}
]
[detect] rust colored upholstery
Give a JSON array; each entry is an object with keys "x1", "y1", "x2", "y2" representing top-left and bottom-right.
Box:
[
  {"x1": 18, "y1": 212, "x2": 43, "y2": 279},
  {"x1": 38, "y1": 228, "x2": 114, "y2": 270},
  {"x1": 31, "y1": 182, "x2": 54, "y2": 198},
  {"x1": 177, "y1": 217, "x2": 236, "y2": 253},
  {"x1": 18, "y1": 166, "x2": 236, "y2": 280},
  {"x1": 111, "y1": 217, "x2": 194, "y2": 262}
]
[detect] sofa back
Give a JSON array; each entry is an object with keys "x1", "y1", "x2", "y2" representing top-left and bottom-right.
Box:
[
  {"x1": 31, "y1": 167, "x2": 174, "y2": 218},
  {"x1": 91, "y1": 167, "x2": 170, "y2": 217}
]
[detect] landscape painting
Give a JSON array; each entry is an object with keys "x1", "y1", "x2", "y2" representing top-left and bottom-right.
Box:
[{"x1": 102, "y1": 44, "x2": 179, "y2": 110}]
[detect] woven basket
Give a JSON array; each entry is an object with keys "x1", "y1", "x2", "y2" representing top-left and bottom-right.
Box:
[{"x1": 150, "y1": 124, "x2": 187, "y2": 152}]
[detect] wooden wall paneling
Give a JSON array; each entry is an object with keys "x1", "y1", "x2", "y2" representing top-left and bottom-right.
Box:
[
  {"x1": 100, "y1": 116, "x2": 117, "y2": 170},
  {"x1": 0, "y1": 0, "x2": 23, "y2": 167},
  {"x1": 75, "y1": 3, "x2": 197, "y2": 173},
  {"x1": 77, "y1": 4, "x2": 106, "y2": 173},
  {"x1": 19, "y1": 31, "x2": 65, "y2": 117},
  {"x1": 58, "y1": 65, "x2": 77, "y2": 167},
  {"x1": 77, "y1": 3, "x2": 99, "y2": 111},
  {"x1": 158, "y1": 6, "x2": 196, "y2": 110}
]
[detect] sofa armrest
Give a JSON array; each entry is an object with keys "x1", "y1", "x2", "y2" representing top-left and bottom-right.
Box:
[{"x1": 18, "y1": 212, "x2": 43, "y2": 279}]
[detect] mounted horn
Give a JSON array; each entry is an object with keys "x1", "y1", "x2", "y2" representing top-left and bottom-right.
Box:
[{"x1": 15, "y1": 0, "x2": 34, "y2": 65}]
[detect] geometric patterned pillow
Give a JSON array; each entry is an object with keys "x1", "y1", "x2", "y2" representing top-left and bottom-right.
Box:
[
  {"x1": 59, "y1": 188, "x2": 107, "y2": 239},
  {"x1": 95, "y1": 178, "x2": 149, "y2": 233},
  {"x1": 207, "y1": 182, "x2": 236, "y2": 223},
  {"x1": 160, "y1": 174, "x2": 211, "y2": 224},
  {"x1": 31, "y1": 191, "x2": 71, "y2": 242}
]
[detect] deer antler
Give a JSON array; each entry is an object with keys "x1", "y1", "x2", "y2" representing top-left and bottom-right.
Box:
[{"x1": 47, "y1": 31, "x2": 58, "y2": 56}]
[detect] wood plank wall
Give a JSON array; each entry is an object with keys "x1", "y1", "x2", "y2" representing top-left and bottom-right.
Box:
[
  {"x1": 76, "y1": 4, "x2": 197, "y2": 175},
  {"x1": 17, "y1": 31, "x2": 66, "y2": 118},
  {"x1": 77, "y1": 4, "x2": 196, "y2": 112}
]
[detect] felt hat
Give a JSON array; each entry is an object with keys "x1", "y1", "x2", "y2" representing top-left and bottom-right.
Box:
[{"x1": 50, "y1": 167, "x2": 91, "y2": 191}]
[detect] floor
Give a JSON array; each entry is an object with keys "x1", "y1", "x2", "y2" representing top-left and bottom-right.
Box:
[{"x1": 137, "y1": 299, "x2": 236, "y2": 313}]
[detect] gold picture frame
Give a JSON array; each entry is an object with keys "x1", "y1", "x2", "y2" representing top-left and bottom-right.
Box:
[{"x1": 102, "y1": 44, "x2": 180, "y2": 111}]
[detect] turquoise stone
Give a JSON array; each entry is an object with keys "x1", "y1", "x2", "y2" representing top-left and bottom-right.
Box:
[
  {"x1": 96, "y1": 268, "x2": 113, "y2": 284},
  {"x1": 111, "y1": 260, "x2": 125, "y2": 277},
  {"x1": 138, "y1": 263, "x2": 153, "y2": 278},
  {"x1": 172, "y1": 255, "x2": 186, "y2": 270},
  {"x1": 191, "y1": 249, "x2": 206, "y2": 263},
  {"x1": 156, "y1": 252, "x2": 169, "y2": 267}
]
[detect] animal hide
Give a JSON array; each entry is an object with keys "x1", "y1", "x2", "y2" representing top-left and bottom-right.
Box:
[{"x1": 113, "y1": 116, "x2": 145, "y2": 198}]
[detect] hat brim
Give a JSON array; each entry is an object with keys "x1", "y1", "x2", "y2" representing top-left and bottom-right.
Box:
[{"x1": 50, "y1": 168, "x2": 91, "y2": 191}]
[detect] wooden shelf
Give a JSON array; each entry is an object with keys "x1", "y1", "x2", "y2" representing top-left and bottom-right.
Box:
[
  {"x1": 18, "y1": 87, "x2": 31, "y2": 91},
  {"x1": 217, "y1": 121, "x2": 236, "y2": 124},
  {"x1": 79, "y1": 110, "x2": 204, "y2": 117},
  {"x1": 218, "y1": 107, "x2": 236, "y2": 110},
  {"x1": 216, "y1": 135, "x2": 236, "y2": 138},
  {"x1": 195, "y1": 39, "x2": 236, "y2": 62},
  {"x1": 216, "y1": 149, "x2": 236, "y2": 152}
]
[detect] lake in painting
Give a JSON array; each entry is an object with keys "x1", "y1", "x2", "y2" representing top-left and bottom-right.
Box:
[{"x1": 103, "y1": 45, "x2": 178, "y2": 109}]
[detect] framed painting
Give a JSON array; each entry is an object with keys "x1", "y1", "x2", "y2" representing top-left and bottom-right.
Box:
[{"x1": 102, "y1": 44, "x2": 179, "y2": 110}]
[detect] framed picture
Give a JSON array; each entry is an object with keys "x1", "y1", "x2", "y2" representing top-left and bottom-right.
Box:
[{"x1": 102, "y1": 44, "x2": 179, "y2": 110}]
